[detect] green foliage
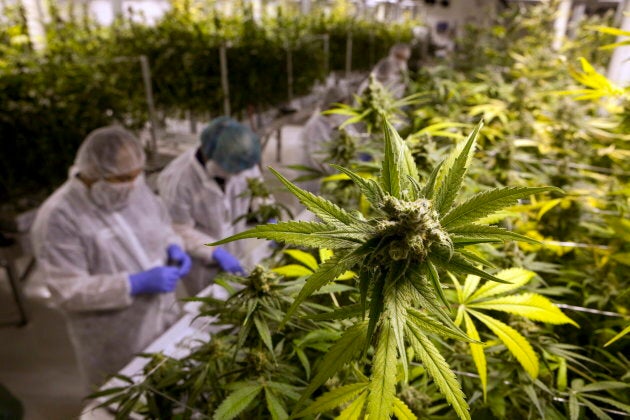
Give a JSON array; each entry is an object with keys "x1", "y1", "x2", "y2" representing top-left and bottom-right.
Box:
[
  {"x1": 86, "y1": 3, "x2": 630, "y2": 418},
  {"x1": 0, "y1": 4, "x2": 413, "y2": 201},
  {"x1": 215, "y1": 119, "x2": 560, "y2": 418}
]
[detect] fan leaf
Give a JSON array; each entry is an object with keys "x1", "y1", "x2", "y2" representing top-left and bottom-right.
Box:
[
  {"x1": 469, "y1": 293, "x2": 579, "y2": 326},
  {"x1": 468, "y1": 309, "x2": 539, "y2": 378},
  {"x1": 367, "y1": 319, "x2": 398, "y2": 420},
  {"x1": 441, "y1": 186, "x2": 563, "y2": 229},
  {"x1": 269, "y1": 167, "x2": 360, "y2": 226},
  {"x1": 434, "y1": 121, "x2": 483, "y2": 215},
  {"x1": 296, "y1": 322, "x2": 368, "y2": 407},
  {"x1": 406, "y1": 323, "x2": 471, "y2": 420},
  {"x1": 294, "y1": 383, "x2": 369, "y2": 418},
  {"x1": 213, "y1": 383, "x2": 263, "y2": 420}
]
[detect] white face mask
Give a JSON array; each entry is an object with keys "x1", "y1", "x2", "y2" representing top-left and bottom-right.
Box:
[
  {"x1": 90, "y1": 176, "x2": 141, "y2": 212},
  {"x1": 205, "y1": 160, "x2": 230, "y2": 179}
]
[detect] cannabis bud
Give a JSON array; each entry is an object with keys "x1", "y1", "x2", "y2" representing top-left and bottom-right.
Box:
[{"x1": 376, "y1": 195, "x2": 452, "y2": 262}]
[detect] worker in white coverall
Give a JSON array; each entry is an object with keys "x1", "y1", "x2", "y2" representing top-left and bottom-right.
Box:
[
  {"x1": 157, "y1": 117, "x2": 269, "y2": 295},
  {"x1": 358, "y1": 43, "x2": 412, "y2": 99},
  {"x1": 30, "y1": 126, "x2": 191, "y2": 390}
]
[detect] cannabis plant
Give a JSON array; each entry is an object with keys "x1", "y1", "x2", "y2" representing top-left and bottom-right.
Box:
[
  {"x1": 213, "y1": 119, "x2": 561, "y2": 419},
  {"x1": 89, "y1": 266, "x2": 338, "y2": 419},
  {"x1": 234, "y1": 177, "x2": 294, "y2": 224},
  {"x1": 452, "y1": 267, "x2": 577, "y2": 399},
  {"x1": 325, "y1": 76, "x2": 428, "y2": 134}
]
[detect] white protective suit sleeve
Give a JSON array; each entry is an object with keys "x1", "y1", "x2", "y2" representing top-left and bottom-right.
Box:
[
  {"x1": 172, "y1": 222, "x2": 217, "y2": 263},
  {"x1": 35, "y1": 210, "x2": 133, "y2": 312},
  {"x1": 161, "y1": 178, "x2": 218, "y2": 263}
]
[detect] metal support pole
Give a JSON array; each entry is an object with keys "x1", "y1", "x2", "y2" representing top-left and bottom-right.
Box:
[
  {"x1": 219, "y1": 43, "x2": 231, "y2": 116},
  {"x1": 139, "y1": 55, "x2": 158, "y2": 155},
  {"x1": 276, "y1": 127, "x2": 282, "y2": 163},
  {"x1": 286, "y1": 43, "x2": 294, "y2": 102},
  {"x1": 345, "y1": 32, "x2": 353, "y2": 78},
  {"x1": 323, "y1": 34, "x2": 330, "y2": 76},
  {"x1": 552, "y1": 0, "x2": 572, "y2": 51},
  {"x1": 607, "y1": 1, "x2": 630, "y2": 87}
]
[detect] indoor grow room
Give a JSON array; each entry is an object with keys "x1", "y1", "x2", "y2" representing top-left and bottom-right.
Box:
[{"x1": 0, "y1": 0, "x2": 628, "y2": 419}]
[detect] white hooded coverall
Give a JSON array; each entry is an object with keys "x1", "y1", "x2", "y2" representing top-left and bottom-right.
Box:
[
  {"x1": 30, "y1": 175, "x2": 182, "y2": 389},
  {"x1": 157, "y1": 149, "x2": 264, "y2": 294}
]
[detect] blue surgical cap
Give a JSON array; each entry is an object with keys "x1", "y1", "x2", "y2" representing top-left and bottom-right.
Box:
[{"x1": 200, "y1": 117, "x2": 261, "y2": 174}]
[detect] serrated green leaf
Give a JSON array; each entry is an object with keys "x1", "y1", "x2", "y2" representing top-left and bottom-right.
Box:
[
  {"x1": 469, "y1": 293, "x2": 579, "y2": 327},
  {"x1": 295, "y1": 383, "x2": 369, "y2": 418},
  {"x1": 335, "y1": 391, "x2": 368, "y2": 420},
  {"x1": 367, "y1": 272, "x2": 387, "y2": 349},
  {"x1": 265, "y1": 388, "x2": 289, "y2": 420},
  {"x1": 585, "y1": 395, "x2": 630, "y2": 414},
  {"x1": 604, "y1": 325, "x2": 630, "y2": 347},
  {"x1": 272, "y1": 264, "x2": 314, "y2": 277},
  {"x1": 297, "y1": 322, "x2": 368, "y2": 407},
  {"x1": 464, "y1": 312, "x2": 487, "y2": 401},
  {"x1": 462, "y1": 274, "x2": 481, "y2": 302},
  {"x1": 570, "y1": 394, "x2": 580, "y2": 420},
  {"x1": 434, "y1": 121, "x2": 483, "y2": 215},
  {"x1": 441, "y1": 186, "x2": 563, "y2": 229},
  {"x1": 430, "y1": 250, "x2": 508, "y2": 284},
  {"x1": 469, "y1": 268, "x2": 536, "y2": 301},
  {"x1": 283, "y1": 250, "x2": 364, "y2": 324},
  {"x1": 408, "y1": 270, "x2": 461, "y2": 332},
  {"x1": 406, "y1": 323, "x2": 471, "y2": 420},
  {"x1": 456, "y1": 248, "x2": 497, "y2": 269},
  {"x1": 331, "y1": 164, "x2": 385, "y2": 206},
  {"x1": 407, "y1": 308, "x2": 476, "y2": 342},
  {"x1": 385, "y1": 278, "x2": 411, "y2": 382},
  {"x1": 580, "y1": 398, "x2": 613, "y2": 420},
  {"x1": 468, "y1": 310, "x2": 539, "y2": 378},
  {"x1": 213, "y1": 383, "x2": 263, "y2": 420},
  {"x1": 302, "y1": 303, "x2": 364, "y2": 321},
  {"x1": 381, "y1": 120, "x2": 419, "y2": 199},
  {"x1": 580, "y1": 381, "x2": 629, "y2": 393},
  {"x1": 523, "y1": 385, "x2": 545, "y2": 419},
  {"x1": 254, "y1": 315, "x2": 275, "y2": 355},
  {"x1": 421, "y1": 161, "x2": 444, "y2": 200},
  {"x1": 425, "y1": 260, "x2": 449, "y2": 308},
  {"x1": 367, "y1": 319, "x2": 398, "y2": 420},
  {"x1": 295, "y1": 347, "x2": 310, "y2": 379},
  {"x1": 209, "y1": 221, "x2": 359, "y2": 249},
  {"x1": 449, "y1": 225, "x2": 541, "y2": 245},
  {"x1": 393, "y1": 397, "x2": 418, "y2": 420},
  {"x1": 269, "y1": 167, "x2": 360, "y2": 226},
  {"x1": 285, "y1": 249, "x2": 319, "y2": 271}
]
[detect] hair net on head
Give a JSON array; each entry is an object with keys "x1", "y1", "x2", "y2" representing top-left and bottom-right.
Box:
[
  {"x1": 74, "y1": 126, "x2": 146, "y2": 180},
  {"x1": 200, "y1": 117, "x2": 261, "y2": 174}
]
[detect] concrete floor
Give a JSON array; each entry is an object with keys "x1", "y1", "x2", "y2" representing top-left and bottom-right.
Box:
[{"x1": 0, "y1": 122, "x2": 313, "y2": 419}]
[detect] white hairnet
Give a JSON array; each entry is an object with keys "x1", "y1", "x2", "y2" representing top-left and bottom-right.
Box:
[{"x1": 74, "y1": 126, "x2": 146, "y2": 180}]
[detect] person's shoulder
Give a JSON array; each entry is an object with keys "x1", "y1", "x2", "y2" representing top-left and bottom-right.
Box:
[{"x1": 32, "y1": 182, "x2": 83, "y2": 236}]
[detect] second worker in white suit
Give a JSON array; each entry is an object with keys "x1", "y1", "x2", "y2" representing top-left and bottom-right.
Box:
[{"x1": 157, "y1": 117, "x2": 268, "y2": 295}]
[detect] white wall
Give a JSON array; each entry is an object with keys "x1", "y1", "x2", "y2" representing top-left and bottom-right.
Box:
[
  {"x1": 606, "y1": 0, "x2": 630, "y2": 87},
  {"x1": 414, "y1": 0, "x2": 497, "y2": 38}
]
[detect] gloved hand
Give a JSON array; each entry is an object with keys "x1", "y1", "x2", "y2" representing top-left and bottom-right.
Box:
[
  {"x1": 267, "y1": 218, "x2": 278, "y2": 224},
  {"x1": 167, "y1": 244, "x2": 192, "y2": 277},
  {"x1": 212, "y1": 247, "x2": 245, "y2": 275},
  {"x1": 129, "y1": 266, "x2": 180, "y2": 296}
]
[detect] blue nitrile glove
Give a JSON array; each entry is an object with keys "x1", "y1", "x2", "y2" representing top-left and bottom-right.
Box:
[
  {"x1": 167, "y1": 244, "x2": 192, "y2": 277},
  {"x1": 267, "y1": 218, "x2": 278, "y2": 224},
  {"x1": 129, "y1": 266, "x2": 180, "y2": 296},
  {"x1": 357, "y1": 152, "x2": 373, "y2": 162},
  {"x1": 212, "y1": 247, "x2": 245, "y2": 275}
]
